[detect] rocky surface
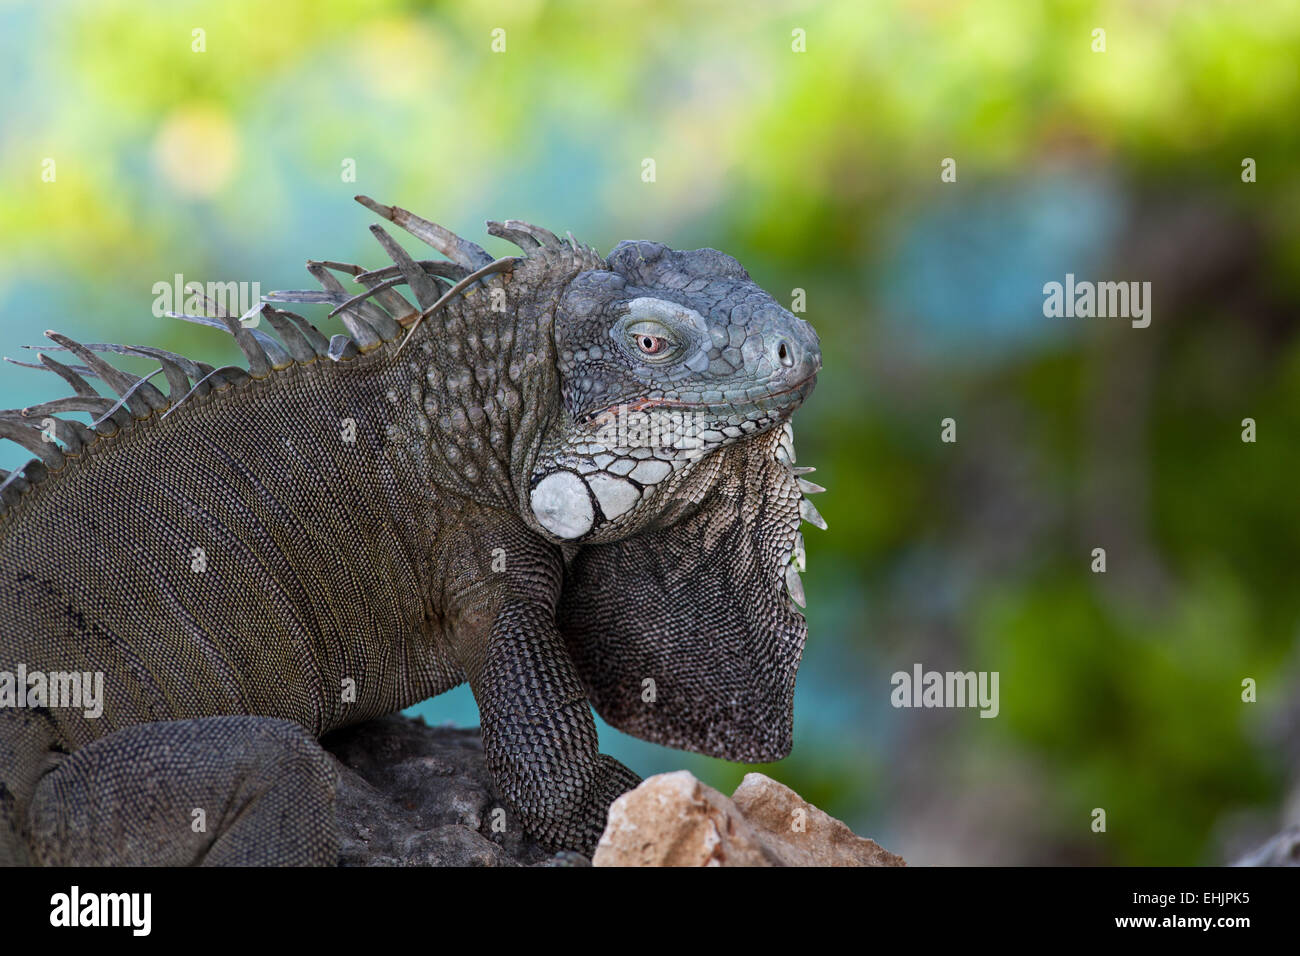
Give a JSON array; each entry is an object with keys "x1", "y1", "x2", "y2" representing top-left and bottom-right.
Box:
[
  {"x1": 593, "y1": 770, "x2": 905, "y2": 867},
  {"x1": 324, "y1": 714, "x2": 557, "y2": 866},
  {"x1": 326, "y1": 714, "x2": 903, "y2": 867}
]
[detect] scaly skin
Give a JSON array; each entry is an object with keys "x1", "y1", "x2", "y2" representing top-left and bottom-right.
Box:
[{"x1": 0, "y1": 197, "x2": 822, "y2": 864}]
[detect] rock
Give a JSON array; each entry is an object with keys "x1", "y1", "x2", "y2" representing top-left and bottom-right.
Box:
[
  {"x1": 593, "y1": 770, "x2": 904, "y2": 867},
  {"x1": 325, "y1": 716, "x2": 901, "y2": 867},
  {"x1": 1233, "y1": 826, "x2": 1300, "y2": 866},
  {"x1": 324, "y1": 714, "x2": 554, "y2": 867},
  {"x1": 592, "y1": 770, "x2": 782, "y2": 866},
  {"x1": 732, "y1": 773, "x2": 906, "y2": 867}
]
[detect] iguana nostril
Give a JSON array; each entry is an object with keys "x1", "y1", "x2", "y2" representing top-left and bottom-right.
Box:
[{"x1": 777, "y1": 339, "x2": 795, "y2": 368}]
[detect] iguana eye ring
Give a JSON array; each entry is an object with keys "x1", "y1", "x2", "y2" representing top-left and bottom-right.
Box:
[
  {"x1": 636, "y1": 334, "x2": 668, "y2": 355},
  {"x1": 621, "y1": 318, "x2": 678, "y2": 362}
]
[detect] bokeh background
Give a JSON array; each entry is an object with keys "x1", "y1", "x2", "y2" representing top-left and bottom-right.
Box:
[{"x1": 2, "y1": 0, "x2": 1298, "y2": 864}]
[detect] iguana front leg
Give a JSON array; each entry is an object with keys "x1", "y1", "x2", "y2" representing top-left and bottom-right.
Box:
[
  {"x1": 445, "y1": 524, "x2": 639, "y2": 855},
  {"x1": 478, "y1": 600, "x2": 641, "y2": 853}
]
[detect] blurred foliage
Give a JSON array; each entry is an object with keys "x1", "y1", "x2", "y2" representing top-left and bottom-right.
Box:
[{"x1": 2, "y1": 0, "x2": 1298, "y2": 863}]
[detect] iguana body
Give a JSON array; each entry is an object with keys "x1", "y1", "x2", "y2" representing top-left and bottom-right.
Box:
[{"x1": 0, "y1": 198, "x2": 822, "y2": 864}]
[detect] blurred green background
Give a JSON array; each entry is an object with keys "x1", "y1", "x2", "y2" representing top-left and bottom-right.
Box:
[{"x1": 2, "y1": 0, "x2": 1298, "y2": 864}]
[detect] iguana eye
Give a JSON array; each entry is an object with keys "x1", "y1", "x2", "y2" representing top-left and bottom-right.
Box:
[
  {"x1": 636, "y1": 334, "x2": 668, "y2": 355},
  {"x1": 624, "y1": 320, "x2": 678, "y2": 362}
]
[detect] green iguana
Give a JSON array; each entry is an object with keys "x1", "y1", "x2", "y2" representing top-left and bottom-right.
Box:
[{"x1": 0, "y1": 197, "x2": 823, "y2": 864}]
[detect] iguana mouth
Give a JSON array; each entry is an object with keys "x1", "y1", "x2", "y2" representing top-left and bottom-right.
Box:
[{"x1": 608, "y1": 372, "x2": 819, "y2": 416}]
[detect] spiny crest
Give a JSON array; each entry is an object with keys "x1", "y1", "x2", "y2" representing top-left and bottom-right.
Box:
[
  {"x1": 772, "y1": 422, "x2": 827, "y2": 611},
  {"x1": 0, "y1": 198, "x2": 601, "y2": 516}
]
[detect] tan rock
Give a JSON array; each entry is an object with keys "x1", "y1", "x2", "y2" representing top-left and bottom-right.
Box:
[
  {"x1": 592, "y1": 770, "x2": 904, "y2": 867},
  {"x1": 592, "y1": 770, "x2": 781, "y2": 866},
  {"x1": 732, "y1": 772, "x2": 905, "y2": 867}
]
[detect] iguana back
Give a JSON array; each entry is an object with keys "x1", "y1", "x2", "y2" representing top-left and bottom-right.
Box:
[{"x1": 1, "y1": 350, "x2": 460, "y2": 739}]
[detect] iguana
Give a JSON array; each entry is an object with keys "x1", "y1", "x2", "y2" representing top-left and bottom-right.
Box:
[{"x1": 0, "y1": 196, "x2": 823, "y2": 865}]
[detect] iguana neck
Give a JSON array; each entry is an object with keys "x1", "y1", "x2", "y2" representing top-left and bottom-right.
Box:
[{"x1": 384, "y1": 277, "x2": 561, "y2": 513}]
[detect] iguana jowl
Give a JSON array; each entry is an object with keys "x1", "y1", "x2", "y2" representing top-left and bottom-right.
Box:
[{"x1": 0, "y1": 197, "x2": 823, "y2": 864}]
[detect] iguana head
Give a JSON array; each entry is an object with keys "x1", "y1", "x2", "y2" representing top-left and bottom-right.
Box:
[{"x1": 526, "y1": 241, "x2": 821, "y2": 544}]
